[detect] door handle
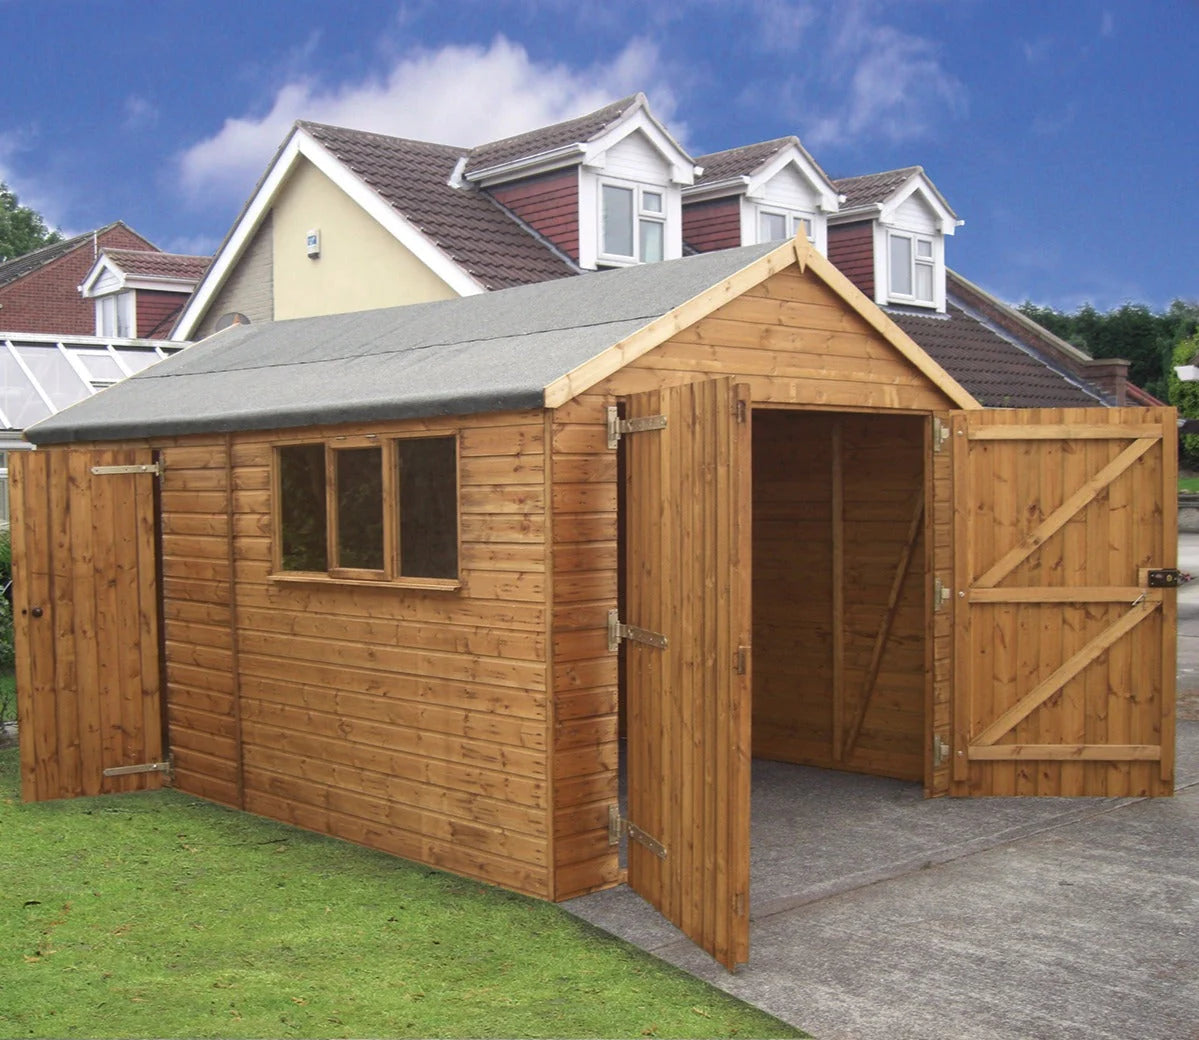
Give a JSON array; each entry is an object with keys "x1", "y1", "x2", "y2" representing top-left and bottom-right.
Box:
[{"x1": 29, "y1": 606, "x2": 43, "y2": 618}]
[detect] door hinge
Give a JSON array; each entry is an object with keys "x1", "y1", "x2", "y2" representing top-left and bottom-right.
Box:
[
  {"x1": 91, "y1": 460, "x2": 164, "y2": 477},
  {"x1": 933, "y1": 735, "x2": 950, "y2": 767},
  {"x1": 934, "y1": 577, "x2": 950, "y2": 611},
  {"x1": 735, "y1": 398, "x2": 748, "y2": 424},
  {"x1": 606, "y1": 405, "x2": 667, "y2": 449},
  {"x1": 608, "y1": 805, "x2": 668, "y2": 859},
  {"x1": 103, "y1": 755, "x2": 173, "y2": 781},
  {"x1": 932, "y1": 417, "x2": 950, "y2": 453},
  {"x1": 607, "y1": 608, "x2": 668, "y2": 651},
  {"x1": 735, "y1": 645, "x2": 750, "y2": 675}
]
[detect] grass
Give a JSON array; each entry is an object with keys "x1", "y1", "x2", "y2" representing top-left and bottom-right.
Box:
[
  {"x1": 1180, "y1": 476, "x2": 1199, "y2": 493},
  {"x1": 0, "y1": 748, "x2": 803, "y2": 1039}
]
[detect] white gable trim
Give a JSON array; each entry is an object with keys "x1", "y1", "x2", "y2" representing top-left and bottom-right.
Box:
[
  {"x1": 581, "y1": 103, "x2": 696, "y2": 186},
  {"x1": 172, "y1": 127, "x2": 484, "y2": 341},
  {"x1": 878, "y1": 171, "x2": 960, "y2": 235},
  {"x1": 78, "y1": 254, "x2": 125, "y2": 297},
  {"x1": 744, "y1": 144, "x2": 840, "y2": 214}
]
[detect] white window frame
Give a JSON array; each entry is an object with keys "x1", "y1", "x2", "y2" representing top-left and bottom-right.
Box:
[
  {"x1": 94, "y1": 291, "x2": 136, "y2": 338},
  {"x1": 597, "y1": 178, "x2": 667, "y2": 266},
  {"x1": 756, "y1": 206, "x2": 815, "y2": 245},
  {"x1": 887, "y1": 231, "x2": 936, "y2": 305}
]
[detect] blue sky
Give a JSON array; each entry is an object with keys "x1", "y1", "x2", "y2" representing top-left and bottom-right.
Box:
[{"x1": 2, "y1": 0, "x2": 1194, "y2": 311}]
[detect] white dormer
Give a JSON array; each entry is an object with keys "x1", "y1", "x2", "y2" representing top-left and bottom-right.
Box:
[
  {"x1": 576, "y1": 105, "x2": 695, "y2": 270},
  {"x1": 831, "y1": 167, "x2": 961, "y2": 313}
]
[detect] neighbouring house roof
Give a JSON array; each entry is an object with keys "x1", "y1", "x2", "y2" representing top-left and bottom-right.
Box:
[
  {"x1": 833, "y1": 167, "x2": 923, "y2": 209},
  {"x1": 0, "y1": 222, "x2": 151, "y2": 289},
  {"x1": 888, "y1": 305, "x2": 1104, "y2": 408},
  {"x1": 693, "y1": 138, "x2": 795, "y2": 183},
  {"x1": 27, "y1": 241, "x2": 980, "y2": 445},
  {"x1": 464, "y1": 93, "x2": 643, "y2": 175},
  {"x1": 98, "y1": 249, "x2": 210, "y2": 283},
  {"x1": 299, "y1": 122, "x2": 578, "y2": 290}
]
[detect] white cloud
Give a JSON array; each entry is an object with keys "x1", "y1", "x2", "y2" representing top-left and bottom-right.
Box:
[
  {"x1": 0, "y1": 132, "x2": 71, "y2": 235},
  {"x1": 797, "y1": 2, "x2": 966, "y2": 149},
  {"x1": 122, "y1": 95, "x2": 160, "y2": 132},
  {"x1": 746, "y1": 0, "x2": 817, "y2": 51},
  {"x1": 177, "y1": 35, "x2": 680, "y2": 204}
]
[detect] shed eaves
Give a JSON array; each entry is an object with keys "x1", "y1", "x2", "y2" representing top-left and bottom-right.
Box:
[
  {"x1": 300, "y1": 122, "x2": 578, "y2": 290},
  {"x1": 27, "y1": 242, "x2": 781, "y2": 445}
]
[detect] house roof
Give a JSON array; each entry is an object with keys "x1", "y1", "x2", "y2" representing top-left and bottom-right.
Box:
[
  {"x1": 464, "y1": 93, "x2": 643, "y2": 175},
  {"x1": 0, "y1": 222, "x2": 153, "y2": 289},
  {"x1": 833, "y1": 167, "x2": 923, "y2": 208},
  {"x1": 299, "y1": 122, "x2": 579, "y2": 290},
  {"x1": 27, "y1": 241, "x2": 980, "y2": 445},
  {"x1": 888, "y1": 305, "x2": 1103, "y2": 408},
  {"x1": 99, "y1": 249, "x2": 210, "y2": 283},
  {"x1": 693, "y1": 138, "x2": 794, "y2": 183}
]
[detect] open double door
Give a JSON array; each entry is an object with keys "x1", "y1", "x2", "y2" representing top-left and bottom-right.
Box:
[{"x1": 620, "y1": 379, "x2": 1176, "y2": 970}]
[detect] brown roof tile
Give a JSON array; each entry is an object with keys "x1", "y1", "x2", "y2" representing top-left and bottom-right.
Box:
[
  {"x1": 300, "y1": 122, "x2": 577, "y2": 290},
  {"x1": 889, "y1": 305, "x2": 1103, "y2": 407},
  {"x1": 104, "y1": 249, "x2": 210, "y2": 282},
  {"x1": 693, "y1": 138, "x2": 794, "y2": 184},
  {"x1": 464, "y1": 94, "x2": 643, "y2": 175},
  {"x1": 833, "y1": 167, "x2": 922, "y2": 208},
  {"x1": 0, "y1": 221, "x2": 145, "y2": 289}
]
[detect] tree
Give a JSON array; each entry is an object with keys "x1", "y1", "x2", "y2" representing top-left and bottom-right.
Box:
[
  {"x1": 1169, "y1": 331, "x2": 1199, "y2": 465},
  {"x1": 1018, "y1": 298, "x2": 1199, "y2": 402},
  {"x1": 0, "y1": 182, "x2": 61, "y2": 263}
]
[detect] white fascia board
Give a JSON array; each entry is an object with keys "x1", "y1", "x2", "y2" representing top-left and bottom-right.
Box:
[
  {"x1": 118, "y1": 276, "x2": 202, "y2": 293},
  {"x1": 172, "y1": 127, "x2": 484, "y2": 341},
  {"x1": 583, "y1": 106, "x2": 695, "y2": 185},
  {"x1": 171, "y1": 130, "x2": 306, "y2": 340},
  {"x1": 880, "y1": 172, "x2": 959, "y2": 234},
  {"x1": 297, "y1": 135, "x2": 484, "y2": 297},
  {"x1": 828, "y1": 203, "x2": 884, "y2": 225},
  {"x1": 464, "y1": 143, "x2": 587, "y2": 186},
  {"x1": 745, "y1": 146, "x2": 840, "y2": 213},
  {"x1": 681, "y1": 177, "x2": 749, "y2": 204},
  {"x1": 78, "y1": 254, "x2": 124, "y2": 297}
]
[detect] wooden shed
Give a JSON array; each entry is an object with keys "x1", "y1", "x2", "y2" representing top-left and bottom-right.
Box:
[{"x1": 12, "y1": 239, "x2": 1178, "y2": 969}]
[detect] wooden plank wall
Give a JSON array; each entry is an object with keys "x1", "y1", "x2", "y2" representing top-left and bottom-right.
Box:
[
  {"x1": 156, "y1": 412, "x2": 555, "y2": 898},
  {"x1": 750, "y1": 412, "x2": 926, "y2": 781},
  {"x1": 551, "y1": 265, "x2": 956, "y2": 898}
]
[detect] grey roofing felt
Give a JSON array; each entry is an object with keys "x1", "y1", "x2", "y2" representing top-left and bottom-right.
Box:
[{"x1": 27, "y1": 242, "x2": 781, "y2": 445}]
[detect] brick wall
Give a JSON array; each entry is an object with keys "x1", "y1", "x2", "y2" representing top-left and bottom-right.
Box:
[{"x1": 0, "y1": 225, "x2": 155, "y2": 335}]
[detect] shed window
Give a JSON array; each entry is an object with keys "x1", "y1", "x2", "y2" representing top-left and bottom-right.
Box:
[{"x1": 274, "y1": 435, "x2": 458, "y2": 585}]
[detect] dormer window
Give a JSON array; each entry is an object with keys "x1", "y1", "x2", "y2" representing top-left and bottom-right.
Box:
[
  {"x1": 95, "y1": 292, "x2": 135, "y2": 338},
  {"x1": 888, "y1": 232, "x2": 935, "y2": 304},
  {"x1": 601, "y1": 182, "x2": 665, "y2": 263},
  {"x1": 758, "y1": 208, "x2": 814, "y2": 244}
]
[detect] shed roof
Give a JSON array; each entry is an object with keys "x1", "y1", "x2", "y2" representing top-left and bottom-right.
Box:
[{"x1": 29, "y1": 243, "x2": 793, "y2": 444}]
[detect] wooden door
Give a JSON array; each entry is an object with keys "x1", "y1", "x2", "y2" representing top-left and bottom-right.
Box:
[
  {"x1": 11, "y1": 447, "x2": 165, "y2": 802},
  {"x1": 623, "y1": 378, "x2": 752, "y2": 970},
  {"x1": 949, "y1": 407, "x2": 1176, "y2": 796}
]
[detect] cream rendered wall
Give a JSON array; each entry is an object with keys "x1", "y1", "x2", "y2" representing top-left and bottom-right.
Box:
[{"x1": 271, "y1": 158, "x2": 457, "y2": 320}]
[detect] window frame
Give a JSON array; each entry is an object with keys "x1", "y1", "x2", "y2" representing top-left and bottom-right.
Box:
[
  {"x1": 270, "y1": 432, "x2": 461, "y2": 590},
  {"x1": 95, "y1": 291, "x2": 136, "y2": 338},
  {"x1": 887, "y1": 230, "x2": 936, "y2": 305},
  {"x1": 756, "y1": 206, "x2": 814, "y2": 245},
  {"x1": 598, "y1": 178, "x2": 667, "y2": 266}
]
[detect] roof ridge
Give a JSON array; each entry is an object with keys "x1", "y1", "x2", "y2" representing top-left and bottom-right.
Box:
[
  {"x1": 694, "y1": 136, "x2": 797, "y2": 161},
  {"x1": 832, "y1": 165, "x2": 923, "y2": 185},
  {"x1": 298, "y1": 120, "x2": 468, "y2": 153},
  {"x1": 469, "y1": 93, "x2": 643, "y2": 158}
]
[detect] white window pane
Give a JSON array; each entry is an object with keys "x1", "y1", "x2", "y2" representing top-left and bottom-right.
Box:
[
  {"x1": 77, "y1": 352, "x2": 124, "y2": 385},
  {"x1": 602, "y1": 185, "x2": 634, "y2": 256},
  {"x1": 640, "y1": 220, "x2": 664, "y2": 263},
  {"x1": 15, "y1": 346, "x2": 90, "y2": 409},
  {"x1": 915, "y1": 263, "x2": 934, "y2": 302},
  {"x1": 889, "y1": 235, "x2": 913, "y2": 296},
  {"x1": 117, "y1": 293, "x2": 135, "y2": 337},
  {"x1": 115, "y1": 350, "x2": 161, "y2": 374},
  {"x1": 916, "y1": 238, "x2": 933, "y2": 258},
  {"x1": 760, "y1": 212, "x2": 787, "y2": 242},
  {"x1": 0, "y1": 351, "x2": 51, "y2": 429},
  {"x1": 641, "y1": 191, "x2": 663, "y2": 214}
]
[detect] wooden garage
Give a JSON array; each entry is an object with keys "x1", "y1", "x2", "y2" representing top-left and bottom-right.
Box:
[{"x1": 12, "y1": 239, "x2": 1177, "y2": 970}]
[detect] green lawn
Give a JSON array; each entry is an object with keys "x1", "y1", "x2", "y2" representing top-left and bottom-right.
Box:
[
  {"x1": 0, "y1": 748, "x2": 802, "y2": 1039},
  {"x1": 1180, "y1": 476, "x2": 1199, "y2": 493}
]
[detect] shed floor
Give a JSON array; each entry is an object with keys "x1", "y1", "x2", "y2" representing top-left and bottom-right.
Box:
[{"x1": 563, "y1": 724, "x2": 1199, "y2": 1040}]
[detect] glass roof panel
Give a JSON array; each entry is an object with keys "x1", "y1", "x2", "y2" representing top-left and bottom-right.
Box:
[
  {"x1": 75, "y1": 351, "x2": 125, "y2": 385},
  {"x1": 14, "y1": 345, "x2": 91, "y2": 410},
  {"x1": 114, "y1": 349, "x2": 164, "y2": 375},
  {"x1": 0, "y1": 349, "x2": 52, "y2": 429}
]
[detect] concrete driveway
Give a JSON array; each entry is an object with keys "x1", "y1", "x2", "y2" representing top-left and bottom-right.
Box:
[{"x1": 564, "y1": 536, "x2": 1199, "y2": 1040}]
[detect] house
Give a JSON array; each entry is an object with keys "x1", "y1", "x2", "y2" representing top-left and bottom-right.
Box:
[
  {"x1": 0, "y1": 222, "x2": 156, "y2": 336},
  {"x1": 170, "y1": 94, "x2": 1137, "y2": 410},
  {"x1": 78, "y1": 248, "x2": 209, "y2": 339},
  {"x1": 14, "y1": 239, "x2": 1177, "y2": 971}
]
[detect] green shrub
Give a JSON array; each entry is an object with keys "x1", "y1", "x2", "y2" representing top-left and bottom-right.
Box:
[{"x1": 1169, "y1": 333, "x2": 1199, "y2": 466}]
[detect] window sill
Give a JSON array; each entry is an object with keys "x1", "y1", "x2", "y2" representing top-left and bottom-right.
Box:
[{"x1": 269, "y1": 572, "x2": 462, "y2": 592}]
